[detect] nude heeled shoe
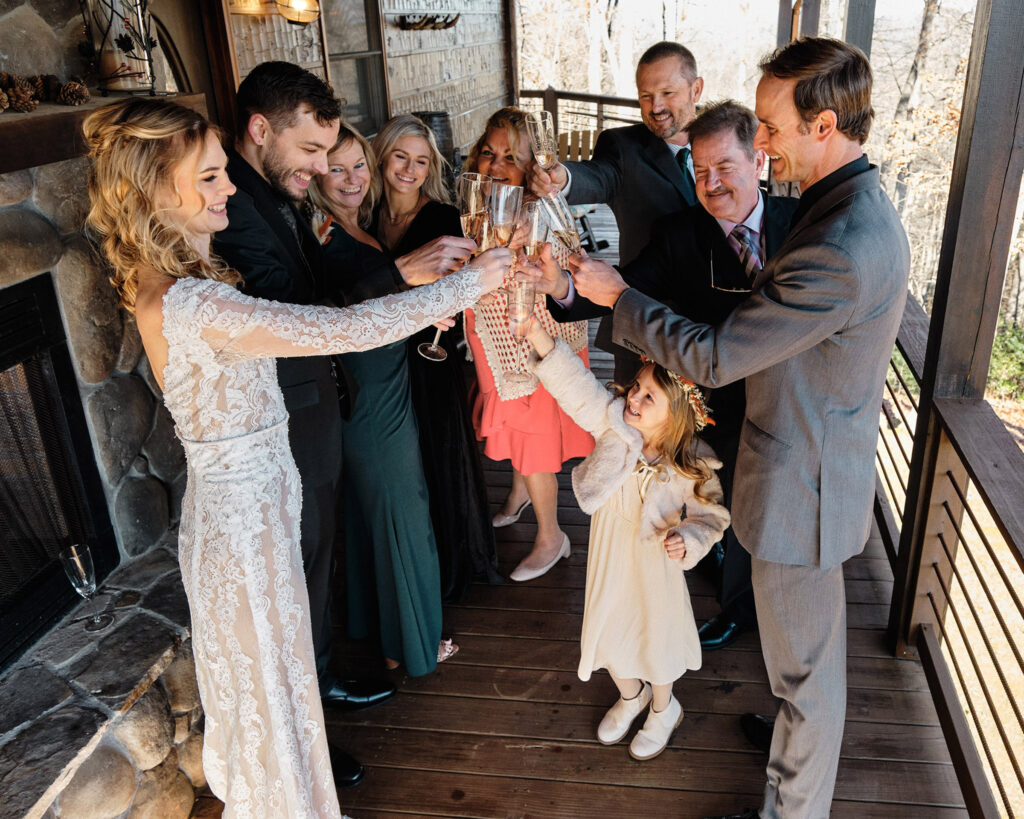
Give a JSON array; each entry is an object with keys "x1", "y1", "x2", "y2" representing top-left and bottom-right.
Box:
[
  {"x1": 492, "y1": 497, "x2": 532, "y2": 528},
  {"x1": 509, "y1": 533, "x2": 570, "y2": 582}
]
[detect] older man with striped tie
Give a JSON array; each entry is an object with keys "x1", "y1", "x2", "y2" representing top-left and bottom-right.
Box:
[{"x1": 533, "y1": 100, "x2": 797, "y2": 657}]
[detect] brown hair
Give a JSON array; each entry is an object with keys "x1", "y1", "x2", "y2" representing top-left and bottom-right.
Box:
[
  {"x1": 83, "y1": 98, "x2": 240, "y2": 313},
  {"x1": 759, "y1": 37, "x2": 874, "y2": 144},
  {"x1": 611, "y1": 363, "x2": 717, "y2": 503},
  {"x1": 372, "y1": 114, "x2": 452, "y2": 205},
  {"x1": 308, "y1": 121, "x2": 380, "y2": 228},
  {"x1": 235, "y1": 60, "x2": 341, "y2": 138},
  {"x1": 687, "y1": 99, "x2": 759, "y2": 161},
  {"x1": 464, "y1": 107, "x2": 528, "y2": 175},
  {"x1": 637, "y1": 41, "x2": 699, "y2": 83}
]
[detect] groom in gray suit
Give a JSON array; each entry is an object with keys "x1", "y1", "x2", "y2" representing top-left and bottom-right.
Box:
[{"x1": 570, "y1": 38, "x2": 910, "y2": 819}]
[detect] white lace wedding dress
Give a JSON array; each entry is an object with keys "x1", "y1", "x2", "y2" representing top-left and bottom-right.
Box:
[{"x1": 160, "y1": 271, "x2": 486, "y2": 818}]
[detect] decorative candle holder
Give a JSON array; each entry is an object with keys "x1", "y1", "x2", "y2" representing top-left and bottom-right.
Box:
[{"x1": 78, "y1": 0, "x2": 157, "y2": 94}]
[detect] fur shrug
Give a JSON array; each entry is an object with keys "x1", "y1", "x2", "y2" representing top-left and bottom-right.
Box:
[{"x1": 529, "y1": 339, "x2": 730, "y2": 570}]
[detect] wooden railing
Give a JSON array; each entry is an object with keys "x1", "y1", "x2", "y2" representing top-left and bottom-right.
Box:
[
  {"x1": 519, "y1": 87, "x2": 641, "y2": 136},
  {"x1": 878, "y1": 296, "x2": 1024, "y2": 817}
]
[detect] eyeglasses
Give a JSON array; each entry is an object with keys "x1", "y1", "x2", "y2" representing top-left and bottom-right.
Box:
[{"x1": 709, "y1": 246, "x2": 754, "y2": 294}]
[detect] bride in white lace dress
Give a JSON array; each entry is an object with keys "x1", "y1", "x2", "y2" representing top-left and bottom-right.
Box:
[{"x1": 84, "y1": 99, "x2": 508, "y2": 818}]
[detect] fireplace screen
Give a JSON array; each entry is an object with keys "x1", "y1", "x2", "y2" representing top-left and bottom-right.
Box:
[{"x1": 0, "y1": 274, "x2": 117, "y2": 669}]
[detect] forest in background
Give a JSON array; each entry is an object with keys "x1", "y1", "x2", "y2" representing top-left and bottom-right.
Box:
[{"x1": 516, "y1": 0, "x2": 1023, "y2": 410}]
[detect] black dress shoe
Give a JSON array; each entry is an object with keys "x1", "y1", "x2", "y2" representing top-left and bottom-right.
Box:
[
  {"x1": 328, "y1": 745, "x2": 365, "y2": 788},
  {"x1": 321, "y1": 677, "x2": 396, "y2": 712},
  {"x1": 699, "y1": 612, "x2": 746, "y2": 651},
  {"x1": 740, "y1": 712, "x2": 774, "y2": 754},
  {"x1": 704, "y1": 809, "x2": 759, "y2": 819}
]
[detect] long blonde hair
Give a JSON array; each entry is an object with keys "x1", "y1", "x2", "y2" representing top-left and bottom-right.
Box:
[
  {"x1": 463, "y1": 106, "x2": 529, "y2": 174},
  {"x1": 372, "y1": 114, "x2": 452, "y2": 205},
  {"x1": 612, "y1": 363, "x2": 717, "y2": 503},
  {"x1": 307, "y1": 121, "x2": 380, "y2": 228},
  {"x1": 83, "y1": 98, "x2": 240, "y2": 313}
]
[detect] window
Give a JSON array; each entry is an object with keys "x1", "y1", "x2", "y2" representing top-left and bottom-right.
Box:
[{"x1": 321, "y1": 0, "x2": 388, "y2": 134}]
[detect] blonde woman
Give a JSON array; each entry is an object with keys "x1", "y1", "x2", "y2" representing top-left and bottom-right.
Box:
[
  {"x1": 464, "y1": 107, "x2": 594, "y2": 582},
  {"x1": 83, "y1": 97, "x2": 506, "y2": 817},
  {"x1": 369, "y1": 114, "x2": 501, "y2": 600}
]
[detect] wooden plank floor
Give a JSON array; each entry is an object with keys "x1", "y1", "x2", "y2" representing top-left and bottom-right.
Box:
[{"x1": 192, "y1": 207, "x2": 967, "y2": 818}]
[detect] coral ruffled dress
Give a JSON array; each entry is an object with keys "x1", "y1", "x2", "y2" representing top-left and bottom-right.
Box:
[{"x1": 466, "y1": 307, "x2": 594, "y2": 475}]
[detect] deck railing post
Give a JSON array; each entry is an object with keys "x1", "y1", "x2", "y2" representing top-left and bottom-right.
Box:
[{"x1": 543, "y1": 86, "x2": 559, "y2": 136}]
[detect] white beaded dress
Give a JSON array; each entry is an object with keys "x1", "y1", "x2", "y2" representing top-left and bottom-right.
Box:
[{"x1": 160, "y1": 271, "x2": 486, "y2": 818}]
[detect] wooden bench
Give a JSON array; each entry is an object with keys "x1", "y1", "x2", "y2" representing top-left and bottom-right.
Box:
[{"x1": 556, "y1": 129, "x2": 609, "y2": 253}]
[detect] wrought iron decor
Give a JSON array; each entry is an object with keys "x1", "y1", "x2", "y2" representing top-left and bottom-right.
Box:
[
  {"x1": 396, "y1": 13, "x2": 460, "y2": 30},
  {"x1": 78, "y1": 0, "x2": 157, "y2": 94}
]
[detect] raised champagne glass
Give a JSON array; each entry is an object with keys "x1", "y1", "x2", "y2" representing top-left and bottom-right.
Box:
[
  {"x1": 488, "y1": 182, "x2": 523, "y2": 249},
  {"x1": 526, "y1": 110, "x2": 558, "y2": 171},
  {"x1": 59, "y1": 543, "x2": 114, "y2": 632},
  {"x1": 538, "y1": 191, "x2": 582, "y2": 254},
  {"x1": 504, "y1": 281, "x2": 536, "y2": 384}
]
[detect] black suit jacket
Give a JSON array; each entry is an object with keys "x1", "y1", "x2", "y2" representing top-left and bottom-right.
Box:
[
  {"x1": 549, "y1": 194, "x2": 799, "y2": 448},
  {"x1": 564, "y1": 124, "x2": 697, "y2": 266}
]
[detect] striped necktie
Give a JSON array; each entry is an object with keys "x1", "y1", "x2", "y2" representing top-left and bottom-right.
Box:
[{"x1": 730, "y1": 223, "x2": 762, "y2": 281}]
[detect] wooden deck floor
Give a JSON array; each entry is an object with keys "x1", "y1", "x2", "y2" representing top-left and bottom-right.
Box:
[{"x1": 192, "y1": 206, "x2": 967, "y2": 818}]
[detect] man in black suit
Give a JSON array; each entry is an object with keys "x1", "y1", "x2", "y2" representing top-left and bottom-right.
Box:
[
  {"x1": 529, "y1": 41, "x2": 704, "y2": 384},
  {"x1": 533, "y1": 100, "x2": 798, "y2": 652},
  {"x1": 211, "y1": 61, "x2": 476, "y2": 786}
]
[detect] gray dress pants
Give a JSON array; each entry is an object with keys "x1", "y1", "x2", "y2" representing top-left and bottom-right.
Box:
[{"x1": 751, "y1": 556, "x2": 847, "y2": 819}]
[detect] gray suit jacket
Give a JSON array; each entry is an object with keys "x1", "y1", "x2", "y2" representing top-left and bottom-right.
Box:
[
  {"x1": 612, "y1": 165, "x2": 910, "y2": 568},
  {"x1": 565, "y1": 123, "x2": 697, "y2": 266}
]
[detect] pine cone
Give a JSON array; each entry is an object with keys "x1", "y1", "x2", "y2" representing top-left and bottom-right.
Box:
[
  {"x1": 0, "y1": 89, "x2": 8, "y2": 113},
  {"x1": 41, "y1": 74, "x2": 62, "y2": 102},
  {"x1": 26, "y1": 75, "x2": 45, "y2": 99},
  {"x1": 57, "y1": 81, "x2": 90, "y2": 106},
  {"x1": 7, "y1": 86, "x2": 39, "y2": 113},
  {"x1": 11, "y1": 75, "x2": 34, "y2": 94}
]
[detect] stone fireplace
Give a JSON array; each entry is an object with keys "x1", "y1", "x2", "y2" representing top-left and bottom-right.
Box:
[{"x1": 0, "y1": 94, "x2": 210, "y2": 818}]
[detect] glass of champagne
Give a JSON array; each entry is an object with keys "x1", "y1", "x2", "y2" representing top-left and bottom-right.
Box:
[
  {"x1": 59, "y1": 543, "x2": 114, "y2": 632},
  {"x1": 504, "y1": 282, "x2": 536, "y2": 384},
  {"x1": 418, "y1": 173, "x2": 492, "y2": 363},
  {"x1": 526, "y1": 110, "x2": 558, "y2": 171},
  {"x1": 538, "y1": 192, "x2": 582, "y2": 254},
  {"x1": 488, "y1": 182, "x2": 523, "y2": 249},
  {"x1": 520, "y1": 200, "x2": 548, "y2": 263}
]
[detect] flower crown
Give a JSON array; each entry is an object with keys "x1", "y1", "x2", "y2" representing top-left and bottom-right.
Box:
[{"x1": 639, "y1": 355, "x2": 715, "y2": 430}]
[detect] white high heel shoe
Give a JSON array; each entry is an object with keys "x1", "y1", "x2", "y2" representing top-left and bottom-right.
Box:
[
  {"x1": 628, "y1": 696, "x2": 684, "y2": 760},
  {"x1": 492, "y1": 497, "x2": 532, "y2": 528},
  {"x1": 509, "y1": 533, "x2": 570, "y2": 582}
]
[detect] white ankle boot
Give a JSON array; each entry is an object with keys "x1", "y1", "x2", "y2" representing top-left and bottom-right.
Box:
[
  {"x1": 597, "y1": 683, "x2": 652, "y2": 744},
  {"x1": 628, "y1": 696, "x2": 683, "y2": 760}
]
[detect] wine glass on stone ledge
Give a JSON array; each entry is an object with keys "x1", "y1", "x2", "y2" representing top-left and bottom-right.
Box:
[{"x1": 59, "y1": 543, "x2": 114, "y2": 632}]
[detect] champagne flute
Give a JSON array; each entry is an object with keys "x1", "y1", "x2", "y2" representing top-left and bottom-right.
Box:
[
  {"x1": 520, "y1": 200, "x2": 548, "y2": 263},
  {"x1": 488, "y1": 182, "x2": 523, "y2": 249},
  {"x1": 59, "y1": 543, "x2": 114, "y2": 632},
  {"x1": 538, "y1": 191, "x2": 582, "y2": 254},
  {"x1": 504, "y1": 281, "x2": 536, "y2": 384},
  {"x1": 526, "y1": 110, "x2": 558, "y2": 170},
  {"x1": 418, "y1": 173, "x2": 492, "y2": 363}
]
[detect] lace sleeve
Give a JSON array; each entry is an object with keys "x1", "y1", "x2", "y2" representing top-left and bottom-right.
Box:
[{"x1": 184, "y1": 267, "x2": 485, "y2": 361}]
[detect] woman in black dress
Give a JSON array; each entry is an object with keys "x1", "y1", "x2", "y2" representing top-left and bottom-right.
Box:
[{"x1": 370, "y1": 114, "x2": 502, "y2": 600}]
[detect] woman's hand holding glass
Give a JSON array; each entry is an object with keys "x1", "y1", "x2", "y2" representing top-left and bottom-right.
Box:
[{"x1": 474, "y1": 247, "x2": 515, "y2": 294}]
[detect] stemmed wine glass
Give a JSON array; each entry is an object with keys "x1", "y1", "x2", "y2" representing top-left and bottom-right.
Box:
[
  {"x1": 59, "y1": 543, "x2": 114, "y2": 632},
  {"x1": 487, "y1": 182, "x2": 523, "y2": 250},
  {"x1": 417, "y1": 173, "x2": 492, "y2": 363},
  {"x1": 526, "y1": 111, "x2": 558, "y2": 171},
  {"x1": 538, "y1": 192, "x2": 582, "y2": 254},
  {"x1": 504, "y1": 282, "x2": 536, "y2": 384}
]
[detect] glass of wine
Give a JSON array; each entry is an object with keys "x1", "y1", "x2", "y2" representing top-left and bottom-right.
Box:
[
  {"x1": 520, "y1": 200, "x2": 548, "y2": 263},
  {"x1": 504, "y1": 282, "x2": 536, "y2": 384},
  {"x1": 538, "y1": 192, "x2": 582, "y2": 254},
  {"x1": 59, "y1": 543, "x2": 114, "y2": 632},
  {"x1": 526, "y1": 110, "x2": 558, "y2": 170},
  {"x1": 488, "y1": 182, "x2": 523, "y2": 249},
  {"x1": 418, "y1": 173, "x2": 492, "y2": 363}
]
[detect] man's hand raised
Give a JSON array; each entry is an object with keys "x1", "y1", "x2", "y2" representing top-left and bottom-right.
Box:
[
  {"x1": 568, "y1": 254, "x2": 628, "y2": 308},
  {"x1": 527, "y1": 160, "x2": 568, "y2": 199},
  {"x1": 395, "y1": 235, "x2": 478, "y2": 286}
]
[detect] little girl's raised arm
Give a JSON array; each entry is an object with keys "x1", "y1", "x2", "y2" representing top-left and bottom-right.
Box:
[{"x1": 527, "y1": 333, "x2": 616, "y2": 437}]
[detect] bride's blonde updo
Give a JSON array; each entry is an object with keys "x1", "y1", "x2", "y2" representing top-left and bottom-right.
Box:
[{"x1": 83, "y1": 97, "x2": 240, "y2": 313}]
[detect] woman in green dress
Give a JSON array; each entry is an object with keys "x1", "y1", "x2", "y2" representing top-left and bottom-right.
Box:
[{"x1": 308, "y1": 123, "x2": 474, "y2": 674}]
